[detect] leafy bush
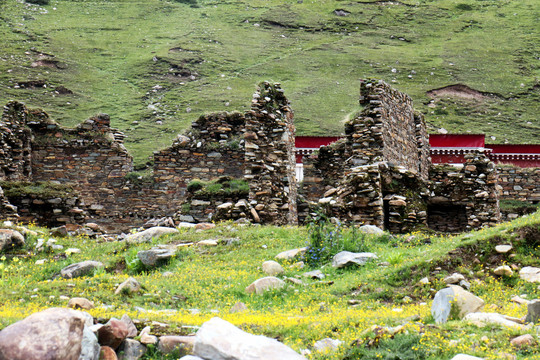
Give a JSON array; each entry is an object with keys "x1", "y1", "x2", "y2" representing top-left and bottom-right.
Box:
[{"x1": 304, "y1": 212, "x2": 369, "y2": 268}]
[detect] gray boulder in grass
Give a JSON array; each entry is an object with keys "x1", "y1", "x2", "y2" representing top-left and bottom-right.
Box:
[{"x1": 125, "y1": 226, "x2": 179, "y2": 244}]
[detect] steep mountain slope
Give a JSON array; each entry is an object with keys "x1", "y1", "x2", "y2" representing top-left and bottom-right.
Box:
[{"x1": 0, "y1": 0, "x2": 538, "y2": 164}]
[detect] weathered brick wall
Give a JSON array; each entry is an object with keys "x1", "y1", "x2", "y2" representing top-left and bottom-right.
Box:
[
  {"x1": 245, "y1": 82, "x2": 297, "y2": 225},
  {"x1": 497, "y1": 166, "x2": 540, "y2": 202}
]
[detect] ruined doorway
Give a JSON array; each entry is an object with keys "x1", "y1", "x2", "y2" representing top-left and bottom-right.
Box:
[{"x1": 427, "y1": 204, "x2": 467, "y2": 232}]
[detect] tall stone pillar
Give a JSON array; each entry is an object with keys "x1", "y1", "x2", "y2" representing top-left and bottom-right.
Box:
[{"x1": 244, "y1": 82, "x2": 298, "y2": 225}]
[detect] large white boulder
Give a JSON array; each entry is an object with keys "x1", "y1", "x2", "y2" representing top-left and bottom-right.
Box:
[
  {"x1": 193, "y1": 317, "x2": 306, "y2": 360},
  {"x1": 431, "y1": 285, "x2": 484, "y2": 324}
]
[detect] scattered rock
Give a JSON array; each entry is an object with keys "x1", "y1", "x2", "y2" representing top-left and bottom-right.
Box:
[
  {"x1": 139, "y1": 327, "x2": 158, "y2": 345},
  {"x1": 519, "y1": 267, "x2": 540, "y2": 283},
  {"x1": 60, "y1": 261, "x2": 104, "y2": 279},
  {"x1": 331, "y1": 251, "x2": 378, "y2": 268},
  {"x1": 137, "y1": 248, "x2": 176, "y2": 267},
  {"x1": 495, "y1": 245, "x2": 512, "y2": 254},
  {"x1": 303, "y1": 270, "x2": 325, "y2": 280},
  {"x1": 120, "y1": 314, "x2": 138, "y2": 338},
  {"x1": 358, "y1": 225, "x2": 384, "y2": 235},
  {"x1": 51, "y1": 225, "x2": 68, "y2": 237},
  {"x1": 115, "y1": 277, "x2": 142, "y2": 295},
  {"x1": 275, "y1": 248, "x2": 306, "y2": 261},
  {"x1": 245, "y1": 277, "x2": 285, "y2": 295},
  {"x1": 158, "y1": 335, "x2": 194, "y2": 355},
  {"x1": 195, "y1": 223, "x2": 215, "y2": 231},
  {"x1": 100, "y1": 346, "x2": 118, "y2": 360},
  {"x1": 450, "y1": 355, "x2": 484, "y2": 360},
  {"x1": 494, "y1": 265, "x2": 513, "y2": 277},
  {"x1": 193, "y1": 317, "x2": 306, "y2": 360},
  {"x1": 68, "y1": 297, "x2": 94, "y2": 310},
  {"x1": 230, "y1": 302, "x2": 247, "y2": 313},
  {"x1": 197, "y1": 239, "x2": 218, "y2": 246},
  {"x1": 431, "y1": 285, "x2": 484, "y2": 324},
  {"x1": 80, "y1": 326, "x2": 100, "y2": 360},
  {"x1": 510, "y1": 334, "x2": 535, "y2": 348},
  {"x1": 525, "y1": 299, "x2": 540, "y2": 323},
  {"x1": 117, "y1": 339, "x2": 146, "y2": 360},
  {"x1": 313, "y1": 338, "x2": 343, "y2": 352},
  {"x1": 464, "y1": 312, "x2": 524, "y2": 329},
  {"x1": 0, "y1": 308, "x2": 85, "y2": 360},
  {"x1": 97, "y1": 318, "x2": 129, "y2": 350},
  {"x1": 262, "y1": 260, "x2": 284, "y2": 276},
  {"x1": 444, "y1": 273, "x2": 465, "y2": 284},
  {"x1": 125, "y1": 227, "x2": 179, "y2": 244},
  {"x1": 511, "y1": 295, "x2": 529, "y2": 305},
  {"x1": 0, "y1": 229, "x2": 25, "y2": 252}
]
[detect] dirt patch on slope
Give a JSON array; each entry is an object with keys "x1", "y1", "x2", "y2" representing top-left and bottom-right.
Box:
[{"x1": 427, "y1": 84, "x2": 490, "y2": 100}]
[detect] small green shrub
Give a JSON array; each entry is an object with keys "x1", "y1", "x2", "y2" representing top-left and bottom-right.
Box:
[
  {"x1": 304, "y1": 212, "x2": 369, "y2": 268},
  {"x1": 345, "y1": 333, "x2": 427, "y2": 360}
]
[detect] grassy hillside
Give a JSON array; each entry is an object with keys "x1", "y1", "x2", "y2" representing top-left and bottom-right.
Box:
[
  {"x1": 0, "y1": 212, "x2": 540, "y2": 359},
  {"x1": 0, "y1": 0, "x2": 538, "y2": 164}
]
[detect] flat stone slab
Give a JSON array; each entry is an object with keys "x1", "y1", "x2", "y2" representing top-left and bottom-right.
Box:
[
  {"x1": 463, "y1": 312, "x2": 524, "y2": 329},
  {"x1": 331, "y1": 251, "x2": 378, "y2": 268},
  {"x1": 125, "y1": 227, "x2": 179, "y2": 244},
  {"x1": 61, "y1": 261, "x2": 104, "y2": 279}
]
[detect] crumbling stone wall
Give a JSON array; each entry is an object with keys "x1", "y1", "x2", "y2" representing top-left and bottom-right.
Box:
[
  {"x1": 354, "y1": 79, "x2": 430, "y2": 179},
  {"x1": 429, "y1": 153, "x2": 501, "y2": 232},
  {"x1": 244, "y1": 82, "x2": 297, "y2": 225},
  {"x1": 153, "y1": 112, "x2": 246, "y2": 194},
  {"x1": 0, "y1": 181, "x2": 87, "y2": 227},
  {"x1": 302, "y1": 139, "x2": 350, "y2": 202},
  {"x1": 303, "y1": 79, "x2": 431, "y2": 207},
  {"x1": 379, "y1": 163, "x2": 429, "y2": 233},
  {"x1": 0, "y1": 102, "x2": 32, "y2": 180}
]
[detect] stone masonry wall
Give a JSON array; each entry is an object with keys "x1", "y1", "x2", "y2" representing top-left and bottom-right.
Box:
[
  {"x1": 0, "y1": 102, "x2": 32, "y2": 181},
  {"x1": 429, "y1": 153, "x2": 501, "y2": 232},
  {"x1": 153, "y1": 112, "x2": 246, "y2": 194},
  {"x1": 245, "y1": 82, "x2": 297, "y2": 225},
  {"x1": 497, "y1": 166, "x2": 540, "y2": 203},
  {"x1": 303, "y1": 79, "x2": 431, "y2": 206},
  {"x1": 357, "y1": 79, "x2": 430, "y2": 180}
]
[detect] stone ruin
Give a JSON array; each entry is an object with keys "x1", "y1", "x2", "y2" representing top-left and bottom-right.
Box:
[{"x1": 0, "y1": 78, "x2": 535, "y2": 233}]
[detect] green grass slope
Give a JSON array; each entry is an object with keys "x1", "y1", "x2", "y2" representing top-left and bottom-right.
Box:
[
  {"x1": 0, "y1": 0, "x2": 538, "y2": 164},
  {"x1": 0, "y1": 212, "x2": 539, "y2": 359}
]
